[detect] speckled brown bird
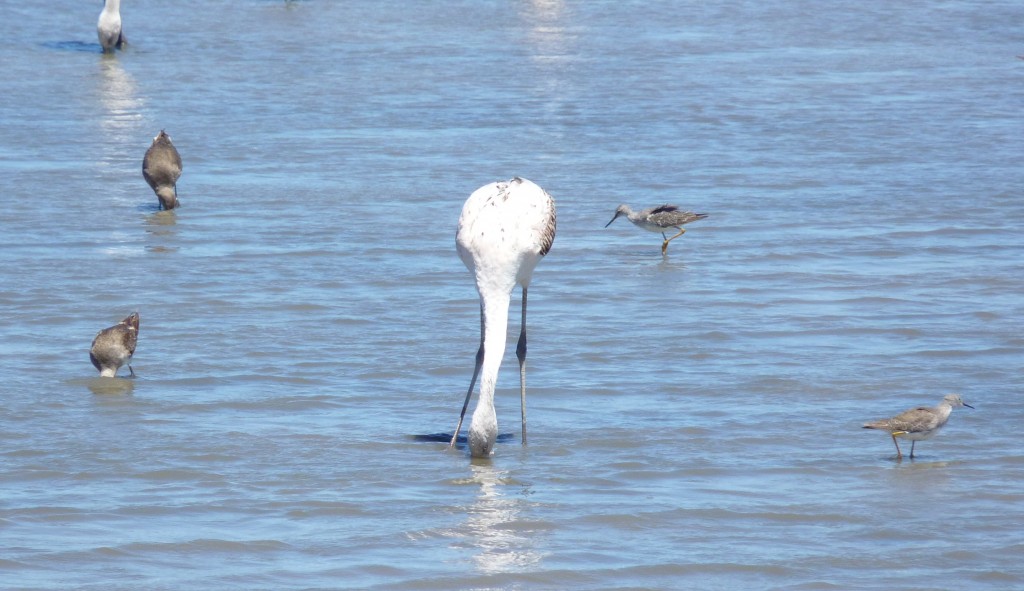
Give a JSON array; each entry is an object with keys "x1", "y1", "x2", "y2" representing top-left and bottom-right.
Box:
[
  {"x1": 605, "y1": 204, "x2": 708, "y2": 254},
  {"x1": 143, "y1": 130, "x2": 183, "y2": 210},
  {"x1": 863, "y1": 393, "x2": 973, "y2": 459},
  {"x1": 90, "y1": 312, "x2": 139, "y2": 378}
]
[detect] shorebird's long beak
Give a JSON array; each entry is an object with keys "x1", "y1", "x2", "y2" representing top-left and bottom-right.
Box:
[
  {"x1": 963, "y1": 402, "x2": 975, "y2": 409},
  {"x1": 604, "y1": 213, "x2": 620, "y2": 228}
]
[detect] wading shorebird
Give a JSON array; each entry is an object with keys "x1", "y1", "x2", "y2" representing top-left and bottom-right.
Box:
[
  {"x1": 863, "y1": 393, "x2": 973, "y2": 459},
  {"x1": 97, "y1": 0, "x2": 126, "y2": 52},
  {"x1": 143, "y1": 130, "x2": 183, "y2": 210},
  {"x1": 605, "y1": 204, "x2": 708, "y2": 254},
  {"x1": 90, "y1": 312, "x2": 139, "y2": 378},
  {"x1": 449, "y1": 177, "x2": 556, "y2": 458}
]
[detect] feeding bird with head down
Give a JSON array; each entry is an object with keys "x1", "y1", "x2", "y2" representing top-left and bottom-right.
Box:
[
  {"x1": 90, "y1": 312, "x2": 139, "y2": 378},
  {"x1": 449, "y1": 177, "x2": 556, "y2": 458},
  {"x1": 143, "y1": 130, "x2": 183, "y2": 210}
]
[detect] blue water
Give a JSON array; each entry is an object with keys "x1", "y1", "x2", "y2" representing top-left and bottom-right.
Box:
[{"x1": 2, "y1": 1, "x2": 1023, "y2": 589}]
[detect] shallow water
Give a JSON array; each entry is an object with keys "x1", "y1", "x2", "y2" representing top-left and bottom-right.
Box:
[{"x1": 2, "y1": 0, "x2": 1023, "y2": 589}]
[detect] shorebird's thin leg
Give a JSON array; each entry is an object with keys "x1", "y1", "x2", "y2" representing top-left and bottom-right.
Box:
[
  {"x1": 128, "y1": 364, "x2": 135, "y2": 378},
  {"x1": 450, "y1": 305, "x2": 485, "y2": 448},
  {"x1": 909, "y1": 441, "x2": 916, "y2": 459},
  {"x1": 661, "y1": 228, "x2": 687, "y2": 254},
  {"x1": 666, "y1": 228, "x2": 687, "y2": 245},
  {"x1": 891, "y1": 434, "x2": 902, "y2": 459},
  {"x1": 516, "y1": 287, "x2": 528, "y2": 446}
]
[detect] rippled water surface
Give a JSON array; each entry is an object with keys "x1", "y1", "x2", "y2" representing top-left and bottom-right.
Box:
[{"x1": 2, "y1": 1, "x2": 1023, "y2": 589}]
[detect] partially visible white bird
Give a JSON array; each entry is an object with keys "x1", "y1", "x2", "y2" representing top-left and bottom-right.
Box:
[
  {"x1": 449, "y1": 177, "x2": 556, "y2": 458},
  {"x1": 862, "y1": 393, "x2": 973, "y2": 459},
  {"x1": 97, "y1": 0, "x2": 126, "y2": 53}
]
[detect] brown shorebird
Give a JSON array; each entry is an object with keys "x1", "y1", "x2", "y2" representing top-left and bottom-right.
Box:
[
  {"x1": 863, "y1": 393, "x2": 973, "y2": 459},
  {"x1": 143, "y1": 130, "x2": 183, "y2": 210},
  {"x1": 90, "y1": 312, "x2": 139, "y2": 378},
  {"x1": 605, "y1": 204, "x2": 708, "y2": 254}
]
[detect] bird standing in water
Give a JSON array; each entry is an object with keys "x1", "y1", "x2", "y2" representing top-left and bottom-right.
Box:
[
  {"x1": 143, "y1": 130, "x2": 183, "y2": 210},
  {"x1": 605, "y1": 204, "x2": 708, "y2": 254},
  {"x1": 862, "y1": 393, "x2": 973, "y2": 459},
  {"x1": 90, "y1": 312, "x2": 139, "y2": 378},
  {"x1": 97, "y1": 0, "x2": 126, "y2": 52},
  {"x1": 449, "y1": 177, "x2": 556, "y2": 458}
]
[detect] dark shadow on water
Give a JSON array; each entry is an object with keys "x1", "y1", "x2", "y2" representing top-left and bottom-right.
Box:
[
  {"x1": 40, "y1": 40, "x2": 107, "y2": 54},
  {"x1": 412, "y1": 433, "x2": 516, "y2": 448},
  {"x1": 40, "y1": 41, "x2": 146, "y2": 55},
  {"x1": 138, "y1": 201, "x2": 172, "y2": 214}
]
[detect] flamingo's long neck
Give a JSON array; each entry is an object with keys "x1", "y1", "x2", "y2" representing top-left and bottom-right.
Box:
[{"x1": 468, "y1": 289, "x2": 511, "y2": 457}]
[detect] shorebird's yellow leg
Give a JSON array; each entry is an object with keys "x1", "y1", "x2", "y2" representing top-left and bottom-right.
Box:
[{"x1": 661, "y1": 228, "x2": 687, "y2": 254}]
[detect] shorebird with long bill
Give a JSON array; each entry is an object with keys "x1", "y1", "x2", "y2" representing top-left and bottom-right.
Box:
[
  {"x1": 605, "y1": 204, "x2": 707, "y2": 254},
  {"x1": 862, "y1": 393, "x2": 973, "y2": 459}
]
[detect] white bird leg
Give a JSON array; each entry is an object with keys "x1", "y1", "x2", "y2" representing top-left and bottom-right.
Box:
[
  {"x1": 516, "y1": 287, "x2": 528, "y2": 446},
  {"x1": 450, "y1": 305, "x2": 485, "y2": 448}
]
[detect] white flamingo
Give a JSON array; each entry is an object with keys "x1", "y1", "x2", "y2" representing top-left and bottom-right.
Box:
[
  {"x1": 449, "y1": 177, "x2": 556, "y2": 457},
  {"x1": 97, "y1": 0, "x2": 126, "y2": 52}
]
